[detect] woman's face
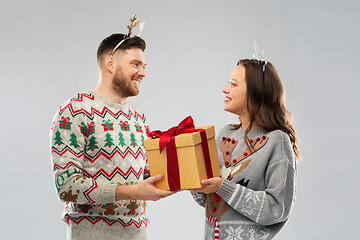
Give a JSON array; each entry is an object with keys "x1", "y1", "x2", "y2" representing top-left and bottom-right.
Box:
[{"x1": 223, "y1": 64, "x2": 248, "y2": 116}]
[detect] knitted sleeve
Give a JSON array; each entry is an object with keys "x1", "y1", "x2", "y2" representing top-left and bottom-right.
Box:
[
  {"x1": 50, "y1": 111, "x2": 117, "y2": 204},
  {"x1": 190, "y1": 191, "x2": 206, "y2": 208},
  {"x1": 143, "y1": 119, "x2": 151, "y2": 179},
  {"x1": 216, "y1": 159, "x2": 296, "y2": 226}
]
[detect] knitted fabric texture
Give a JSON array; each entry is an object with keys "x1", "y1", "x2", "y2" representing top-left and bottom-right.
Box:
[
  {"x1": 192, "y1": 126, "x2": 297, "y2": 240},
  {"x1": 50, "y1": 90, "x2": 151, "y2": 229},
  {"x1": 67, "y1": 220, "x2": 150, "y2": 240}
]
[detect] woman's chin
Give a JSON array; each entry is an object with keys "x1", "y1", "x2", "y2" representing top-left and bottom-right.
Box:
[{"x1": 223, "y1": 106, "x2": 233, "y2": 113}]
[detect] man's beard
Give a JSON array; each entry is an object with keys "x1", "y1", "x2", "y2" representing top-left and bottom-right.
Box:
[{"x1": 112, "y1": 70, "x2": 139, "y2": 98}]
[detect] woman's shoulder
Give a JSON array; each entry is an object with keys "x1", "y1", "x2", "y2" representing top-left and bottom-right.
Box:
[
  {"x1": 267, "y1": 129, "x2": 290, "y2": 142},
  {"x1": 266, "y1": 129, "x2": 296, "y2": 167},
  {"x1": 266, "y1": 129, "x2": 291, "y2": 150}
]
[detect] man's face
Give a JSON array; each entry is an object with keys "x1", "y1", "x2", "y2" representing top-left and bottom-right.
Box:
[{"x1": 112, "y1": 47, "x2": 146, "y2": 98}]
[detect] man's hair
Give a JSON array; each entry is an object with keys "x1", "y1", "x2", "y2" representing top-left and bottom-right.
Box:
[{"x1": 97, "y1": 33, "x2": 146, "y2": 64}]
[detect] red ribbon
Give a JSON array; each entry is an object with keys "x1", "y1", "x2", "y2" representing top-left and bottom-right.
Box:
[{"x1": 149, "y1": 116, "x2": 213, "y2": 190}]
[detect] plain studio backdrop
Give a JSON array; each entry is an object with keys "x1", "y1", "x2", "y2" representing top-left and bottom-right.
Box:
[{"x1": 1, "y1": 0, "x2": 359, "y2": 239}]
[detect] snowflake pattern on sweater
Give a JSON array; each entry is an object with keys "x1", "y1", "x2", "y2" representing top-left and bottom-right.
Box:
[
  {"x1": 192, "y1": 126, "x2": 297, "y2": 240},
  {"x1": 50, "y1": 91, "x2": 150, "y2": 227}
]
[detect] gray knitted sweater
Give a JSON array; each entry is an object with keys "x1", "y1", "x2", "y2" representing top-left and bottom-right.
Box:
[{"x1": 192, "y1": 125, "x2": 297, "y2": 240}]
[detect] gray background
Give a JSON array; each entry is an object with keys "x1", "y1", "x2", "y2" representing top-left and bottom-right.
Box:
[{"x1": 1, "y1": 0, "x2": 359, "y2": 239}]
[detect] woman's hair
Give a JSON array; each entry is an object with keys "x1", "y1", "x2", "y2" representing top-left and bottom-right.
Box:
[{"x1": 233, "y1": 59, "x2": 301, "y2": 161}]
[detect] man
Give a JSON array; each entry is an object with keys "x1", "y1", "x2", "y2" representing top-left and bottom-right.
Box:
[{"x1": 50, "y1": 22, "x2": 173, "y2": 239}]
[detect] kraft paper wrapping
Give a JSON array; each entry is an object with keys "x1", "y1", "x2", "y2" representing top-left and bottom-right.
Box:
[{"x1": 144, "y1": 126, "x2": 221, "y2": 190}]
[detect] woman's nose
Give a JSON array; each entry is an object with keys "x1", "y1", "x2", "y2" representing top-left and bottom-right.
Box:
[{"x1": 223, "y1": 84, "x2": 230, "y2": 94}]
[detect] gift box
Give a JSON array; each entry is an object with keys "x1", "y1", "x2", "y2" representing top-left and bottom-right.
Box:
[{"x1": 144, "y1": 117, "x2": 221, "y2": 190}]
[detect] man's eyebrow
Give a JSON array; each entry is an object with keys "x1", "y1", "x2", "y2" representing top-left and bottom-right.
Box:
[{"x1": 130, "y1": 59, "x2": 146, "y2": 66}]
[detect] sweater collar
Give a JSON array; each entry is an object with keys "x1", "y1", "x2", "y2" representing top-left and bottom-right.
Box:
[
  {"x1": 233, "y1": 126, "x2": 269, "y2": 138},
  {"x1": 87, "y1": 90, "x2": 129, "y2": 110}
]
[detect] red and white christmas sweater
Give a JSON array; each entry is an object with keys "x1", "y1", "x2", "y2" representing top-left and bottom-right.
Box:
[{"x1": 50, "y1": 90, "x2": 151, "y2": 228}]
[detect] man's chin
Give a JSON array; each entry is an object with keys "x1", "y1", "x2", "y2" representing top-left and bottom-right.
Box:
[
  {"x1": 125, "y1": 90, "x2": 139, "y2": 98},
  {"x1": 133, "y1": 86, "x2": 140, "y2": 96},
  {"x1": 131, "y1": 88, "x2": 140, "y2": 96}
]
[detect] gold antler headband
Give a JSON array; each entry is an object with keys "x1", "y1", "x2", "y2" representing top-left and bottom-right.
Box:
[{"x1": 109, "y1": 14, "x2": 145, "y2": 55}]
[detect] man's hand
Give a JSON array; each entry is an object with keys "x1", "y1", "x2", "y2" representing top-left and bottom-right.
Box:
[
  {"x1": 192, "y1": 177, "x2": 224, "y2": 194},
  {"x1": 115, "y1": 173, "x2": 175, "y2": 201}
]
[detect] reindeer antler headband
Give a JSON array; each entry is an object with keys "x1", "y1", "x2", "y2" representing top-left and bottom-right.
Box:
[{"x1": 109, "y1": 14, "x2": 145, "y2": 56}]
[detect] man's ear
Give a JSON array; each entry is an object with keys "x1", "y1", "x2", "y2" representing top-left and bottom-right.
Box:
[{"x1": 105, "y1": 55, "x2": 116, "y2": 73}]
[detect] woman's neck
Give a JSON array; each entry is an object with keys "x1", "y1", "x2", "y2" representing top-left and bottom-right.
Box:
[{"x1": 238, "y1": 114, "x2": 260, "y2": 130}]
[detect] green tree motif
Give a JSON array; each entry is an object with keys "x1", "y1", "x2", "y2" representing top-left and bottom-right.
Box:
[
  {"x1": 104, "y1": 132, "x2": 114, "y2": 148},
  {"x1": 130, "y1": 133, "x2": 138, "y2": 147},
  {"x1": 69, "y1": 133, "x2": 80, "y2": 148},
  {"x1": 118, "y1": 132, "x2": 126, "y2": 146},
  {"x1": 54, "y1": 131, "x2": 64, "y2": 146},
  {"x1": 141, "y1": 135, "x2": 145, "y2": 147},
  {"x1": 87, "y1": 136, "x2": 99, "y2": 151}
]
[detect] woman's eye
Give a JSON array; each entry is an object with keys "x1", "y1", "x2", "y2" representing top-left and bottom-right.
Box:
[{"x1": 228, "y1": 81, "x2": 235, "y2": 86}]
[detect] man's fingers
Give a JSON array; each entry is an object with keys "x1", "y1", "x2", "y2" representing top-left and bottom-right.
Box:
[
  {"x1": 163, "y1": 190, "x2": 174, "y2": 197},
  {"x1": 147, "y1": 173, "x2": 164, "y2": 183},
  {"x1": 155, "y1": 189, "x2": 174, "y2": 198}
]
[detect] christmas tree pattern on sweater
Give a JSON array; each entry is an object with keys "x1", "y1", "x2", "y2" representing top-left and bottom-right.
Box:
[{"x1": 50, "y1": 91, "x2": 151, "y2": 227}]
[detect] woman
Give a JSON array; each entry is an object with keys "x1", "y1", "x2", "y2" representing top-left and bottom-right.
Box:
[{"x1": 192, "y1": 58, "x2": 300, "y2": 240}]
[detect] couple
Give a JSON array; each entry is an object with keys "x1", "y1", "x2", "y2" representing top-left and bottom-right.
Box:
[{"x1": 50, "y1": 20, "x2": 300, "y2": 240}]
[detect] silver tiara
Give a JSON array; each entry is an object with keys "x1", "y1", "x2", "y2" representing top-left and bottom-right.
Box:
[{"x1": 252, "y1": 41, "x2": 268, "y2": 72}]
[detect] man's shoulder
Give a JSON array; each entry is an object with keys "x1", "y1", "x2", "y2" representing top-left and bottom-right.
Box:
[
  {"x1": 68, "y1": 91, "x2": 95, "y2": 103},
  {"x1": 57, "y1": 90, "x2": 96, "y2": 114}
]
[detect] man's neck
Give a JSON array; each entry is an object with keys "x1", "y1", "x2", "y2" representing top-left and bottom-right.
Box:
[{"x1": 94, "y1": 79, "x2": 127, "y2": 104}]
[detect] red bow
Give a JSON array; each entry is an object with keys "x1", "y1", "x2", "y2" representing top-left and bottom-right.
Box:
[
  {"x1": 149, "y1": 116, "x2": 213, "y2": 190},
  {"x1": 61, "y1": 116, "x2": 70, "y2": 122}
]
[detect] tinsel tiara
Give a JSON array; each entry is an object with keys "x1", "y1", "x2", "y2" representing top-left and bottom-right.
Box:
[{"x1": 252, "y1": 41, "x2": 268, "y2": 73}]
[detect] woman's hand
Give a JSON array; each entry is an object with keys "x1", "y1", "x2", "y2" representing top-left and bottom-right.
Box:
[{"x1": 192, "y1": 177, "x2": 224, "y2": 194}]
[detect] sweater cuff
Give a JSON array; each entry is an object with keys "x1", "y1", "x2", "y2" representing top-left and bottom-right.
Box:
[
  {"x1": 216, "y1": 179, "x2": 236, "y2": 202},
  {"x1": 92, "y1": 182, "x2": 118, "y2": 204}
]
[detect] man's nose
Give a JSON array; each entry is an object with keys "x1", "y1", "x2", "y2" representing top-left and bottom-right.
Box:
[{"x1": 137, "y1": 67, "x2": 146, "y2": 78}]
